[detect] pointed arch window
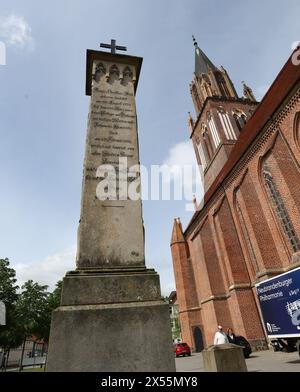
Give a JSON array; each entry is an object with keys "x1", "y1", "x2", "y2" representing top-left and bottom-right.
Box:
[
  {"x1": 236, "y1": 199, "x2": 259, "y2": 272},
  {"x1": 203, "y1": 83, "x2": 210, "y2": 98},
  {"x1": 217, "y1": 107, "x2": 236, "y2": 140},
  {"x1": 215, "y1": 72, "x2": 230, "y2": 97},
  {"x1": 192, "y1": 84, "x2": 201, "y2": 112},
  {"x1": 197, "y1": 142, "x2": 208, "y2": 170},
  {"x1": 233, "y1": 110, "x2": 247, "y2": 132},
  {"x1": 202, "y1": 124, "x2": 213, "y2": 159},
  {"x1": 201, "y1": 74, "x2": 213, "y2": 98},
  {"x1": 207, "y1": 112, "x2": 220, "y2": 148},
  {"x1": 263, "y1": 164, "x2": 300, "y2": 253}
]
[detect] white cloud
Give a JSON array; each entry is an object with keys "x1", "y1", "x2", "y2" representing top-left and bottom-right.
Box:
[
  {"x1": 0, "y1": 14, "x2": 34, "y2": 49},
  {"x1": 162, "y1": 140, "x2": 204, "y2": 210},
  {"x1": 13, "y1": 245, "x2": 76, "y2": 291},
  {"x1": 163, "y1": 140, "x2": 197, "y2": 167}
]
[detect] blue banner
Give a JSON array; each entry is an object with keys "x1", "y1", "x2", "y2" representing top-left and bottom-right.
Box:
[{"x1": 256, "y1": 267, "x2": 300, "y2": 338}]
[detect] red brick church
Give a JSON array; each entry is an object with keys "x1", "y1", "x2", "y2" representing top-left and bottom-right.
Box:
[{"x1": 170, "y1": 38, "x2": 300, "y2": 352}]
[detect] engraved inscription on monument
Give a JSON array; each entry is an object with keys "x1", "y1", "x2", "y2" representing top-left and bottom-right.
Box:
[{"x1": 76, "y1": 61, "x2": 145, "y2": 269}]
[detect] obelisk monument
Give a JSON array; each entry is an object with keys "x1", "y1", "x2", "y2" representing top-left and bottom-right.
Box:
[{"x1": 46, "y1": 41, "x2": 175, "y2": 372}]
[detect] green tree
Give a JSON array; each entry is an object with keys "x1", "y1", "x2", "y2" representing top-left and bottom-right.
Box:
[
  {"x1": 48, "y1": 280, "x2": 62, "y2": 311},
  {"x1": 0, "y1": 258, "x2": 23, "y2": 351},
  {"x1": 15, "y1": 279, "x2": 63, "y2": 343},
  {"x1": 0, "y1": 261, "x2": 63, "y2": 369},
  {"x1": 16, "y1": 280, "x2": 50, "y2": 340},
  {"x1": 43, "y1": 280, "x2": 62, "y2": 342}
]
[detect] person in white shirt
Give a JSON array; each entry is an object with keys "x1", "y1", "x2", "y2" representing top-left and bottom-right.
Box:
[{"x1": 214, "y1": 325, "x2": 229, "y2": 345}]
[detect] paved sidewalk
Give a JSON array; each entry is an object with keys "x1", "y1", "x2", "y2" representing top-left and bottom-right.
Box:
[{"x1": 176, "y1": 350, "x2": 300, "y2": 372}]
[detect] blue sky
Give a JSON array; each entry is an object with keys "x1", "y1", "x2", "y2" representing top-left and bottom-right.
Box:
[{"x1": 0, "y1": 0, "x2": 299, "y2": 294}]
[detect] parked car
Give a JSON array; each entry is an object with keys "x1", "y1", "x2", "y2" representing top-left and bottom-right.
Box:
[
  {"x1": 234, "y1": 335, "x2": 252, "y2": 358},
  {"x1": 174, "y1": 342, "x2": 191, "y2": 357}
]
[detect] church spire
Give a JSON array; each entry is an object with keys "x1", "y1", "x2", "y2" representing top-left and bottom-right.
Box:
[
  {"x1": 192, "y1": 35, "x2": 217, "y2": 76},
  {"x1": 188, "y1": 38, "x2": 259, "y2": 193},
  {"x1": 190, "y1": 36, "x2": 238, "y2": 114}
]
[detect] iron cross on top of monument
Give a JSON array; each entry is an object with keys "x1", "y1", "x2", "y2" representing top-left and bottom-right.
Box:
[{"x1": 100, "y1": 39, "x2": 127, "y2": 54}]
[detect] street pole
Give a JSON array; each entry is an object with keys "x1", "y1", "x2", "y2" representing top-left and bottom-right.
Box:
[{"x1": 18, "y1": 336, "x2": 26, "y2": 372}]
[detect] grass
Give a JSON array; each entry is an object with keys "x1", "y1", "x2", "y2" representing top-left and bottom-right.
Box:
[{"x1": 22, "y1": 365, "x2": 45, "y2": 372}]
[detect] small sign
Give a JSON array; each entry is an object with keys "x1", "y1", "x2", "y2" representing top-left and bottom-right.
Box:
[{"x1": 0, "y1": 301, "x2": 6, "y2": 325}]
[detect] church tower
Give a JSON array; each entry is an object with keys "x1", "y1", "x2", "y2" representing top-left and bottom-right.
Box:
[{"x1": 189, "y1": 37, "x2": 258, "y2": 192}]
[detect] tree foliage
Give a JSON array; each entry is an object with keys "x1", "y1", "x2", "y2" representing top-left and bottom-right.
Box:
[
  {"x1": 15, "y1": 280, "x2": 50, "y2": 340},
  {"x1": 43, "y1": 280, "x2": 62, "y2": 342},
  {"x1": 0, "y1": 257, "x2": 63, "y2": 350},
  {"x1": 0, "y1": 258, "x2": 23, "y2": 350}
]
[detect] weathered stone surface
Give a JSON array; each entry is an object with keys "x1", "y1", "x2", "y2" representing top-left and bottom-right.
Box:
[
  {"x1": 202, "y1": 344, "x2": 247, "y2": 372},
  {"x1": 76, "y1": 55, "x2": 144, "y2": 269},
  {"x1": 61, "y1": 269, "x2": 161, "y2": 305},
  {"x1": 46, "y1": 301, "x2": 175, "y2": 372}
]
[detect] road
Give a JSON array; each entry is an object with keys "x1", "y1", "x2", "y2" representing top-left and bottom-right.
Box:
[{"x1": 175, "y1": 350, "x2": 300, "y2": 372}]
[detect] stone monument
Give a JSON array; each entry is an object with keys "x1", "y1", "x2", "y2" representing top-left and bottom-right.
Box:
[
  {"x1": 202, "y1": 344, "x2": 248, "y2": 372},
  {"x1": 45, "y1": 41, "x2": 175, "y2": 372}
]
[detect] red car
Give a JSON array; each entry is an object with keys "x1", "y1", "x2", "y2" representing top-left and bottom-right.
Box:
[{"x1": 174, "y1": 342, "x2": 191, "y2": 357}]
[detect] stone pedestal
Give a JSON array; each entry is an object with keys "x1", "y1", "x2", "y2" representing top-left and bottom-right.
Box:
[
  {"x1": 202, "y1": 344, "x2": 247, "y2": 372},
  {"x1": 46, "y1": 268, "x2": 174, "y2": 372}
]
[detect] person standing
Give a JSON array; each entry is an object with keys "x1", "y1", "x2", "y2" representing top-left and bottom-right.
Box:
[
  {"x1": 227, "y1": 328, "x2": 237, "y2": 344},
  {"x1": 214, "y1": 325, "x2": 229, "y2": 345}
]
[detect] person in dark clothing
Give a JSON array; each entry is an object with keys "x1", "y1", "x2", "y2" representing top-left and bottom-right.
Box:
[{"x1": 227, "y1": 328, "x2": 237, "y2": 344}]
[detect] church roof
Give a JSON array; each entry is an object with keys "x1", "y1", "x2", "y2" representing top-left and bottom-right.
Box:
[{"x1": 193, "y1": 37, "x2": 218, "y2": 76}]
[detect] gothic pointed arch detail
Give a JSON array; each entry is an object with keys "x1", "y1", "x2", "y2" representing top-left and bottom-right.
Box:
[
  {"x1": 258, "y1": 130, "x2": 300, "y2": 254},
  {"x1": 121, "y1": 66, "x2": 133, "y2": 85},
  {"x1": 217, "y1": 107, "x2": 236, "y2": 140},
  {"x1": 214, "y1": 71, "x2": 231, "y2": 97},
  {"x1": 232, "y1": 109, "x2": 247, "y2": 133},
  {"x1": 93, "y1": 62, "x2": 106, "y2": 82},
  {"x1": 108, "y1": 64, "x2": 120, "y2": 84},
  {"x1": 262, "y1": 164, "x2": 300, "y2": 253},
  {"x1": 293, "y1": 111, "x2": 300, "y2": 149},
  {"x1": 232, "y1": 170, "x2": 260, "y2": 274},
  {"x1": 201, "y1": 123, "x2": 213, "y2": 159},
  {"x1": 207, "y1": 111, "x2": 220, "y2": 148}
]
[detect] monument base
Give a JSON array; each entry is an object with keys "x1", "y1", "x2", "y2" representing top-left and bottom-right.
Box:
[
  {"x1": 202, "y1": 344, "x2": 247, "y2": 372},
  {"x1": 46, "y1": 269, "x2": 175, "y2": 372}
]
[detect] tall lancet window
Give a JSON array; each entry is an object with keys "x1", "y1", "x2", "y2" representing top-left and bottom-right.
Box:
[
  {"x1": 202, "y1": 125, "x2": 213, "y2": 159},
  {"x1": 236, "y1": 199, "x2": 259, "y2": 273},
  {"x1": 192, "y1": 84, "x2": 201, "y2": 112},
  {"x1": 263, "y1": 164, "x2": 300, "y2": 253},
  {"x1": 218, "y1": 108, "x2": 237, "y2": 140},
  {"x1": 215, "y1": 72, "x2": 230, "y2": 97},
  {"x1": 233, "y1": 110, "x2": 247, "y2": 132},
  {"x1": 207, "y1": 112, "x2": 220, "y2": 148},
  {"x1": 197, "y1": 142, "x2": 208, "y2": 170}
]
